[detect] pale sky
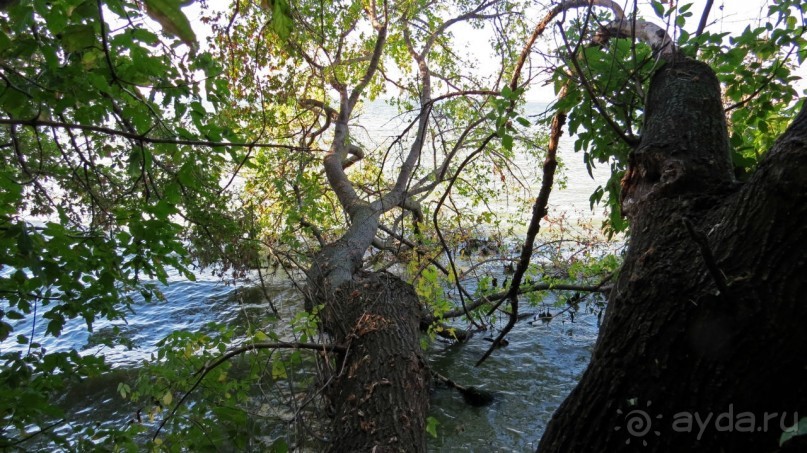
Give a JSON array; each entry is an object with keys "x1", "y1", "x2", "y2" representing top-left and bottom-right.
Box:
[
  {"x1": 183, "y1": 1, "x2": 804, "y2": 102},
  {"x1": 521, "y1": 0, "x2": 806, "y2": 101}
]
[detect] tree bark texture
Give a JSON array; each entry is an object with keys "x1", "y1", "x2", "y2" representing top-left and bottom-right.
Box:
[
  {"x1": 539, "y1": 57, "x2": 807, "y2": 452},
  {"x1": 320, "y1": 271, "x2": 430, "y2": 453}
]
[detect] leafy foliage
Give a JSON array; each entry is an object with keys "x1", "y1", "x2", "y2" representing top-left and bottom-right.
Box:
[
  {"x1": 0, "y1": 0, "x2": 253, "y2": 446},
  {"x1": 692, "y1": 1, "x2": 806, "y2": 178},
  {"x1": 549, "y1": 0, "x2": 806, "y2": 233},
  {"x1": 1, "y1": 0, "x2": 805, "y2": 449}
]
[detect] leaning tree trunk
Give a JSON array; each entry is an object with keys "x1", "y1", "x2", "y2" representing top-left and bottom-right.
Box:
[
  {"x1": 538, "y1": 57, "x2": 807, "y2": 452},
  {"x1": 306, "y1": 207, "x2": 431, "y2": 452},
  {"x1": 319, "y1": 271, "x2": 430, "y2": 452}
]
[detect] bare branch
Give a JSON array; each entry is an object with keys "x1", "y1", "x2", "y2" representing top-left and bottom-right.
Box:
[
  {"x1": 347, "y1": 8, "x2": 388, "y2": 110},
  {"x1": 299, "y1": 98, "x2": 339, "y2": 121},
  {"x1": 420, "y1": 0, "x2": 499, "y2": 58},
  {"x1": 695, "y1": 0, "x2": 715, "y2": 38},
  {"x1": 477, "y1": 84, "x2": 569, "y2": 366}
]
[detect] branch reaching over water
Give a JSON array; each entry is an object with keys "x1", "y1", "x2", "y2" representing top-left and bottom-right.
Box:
[
  {"x1": 153, "y1": 341, "x2": 345, "y2": 441},
  {"x1": 476, "y1": 83, "x2": 568, "y2": 367},
  {"x1": 431, "y1": 279, "x2": 610, "y2": 324}
]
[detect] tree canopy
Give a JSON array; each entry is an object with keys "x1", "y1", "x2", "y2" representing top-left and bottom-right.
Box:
[{"x1": 1, "y1": 0, "x2": 805, "y2": 450}]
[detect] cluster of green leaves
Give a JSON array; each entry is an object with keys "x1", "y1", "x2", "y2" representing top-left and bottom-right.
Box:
[
  {"x1": 554, "y1": 34, "x2": 656, "y2": 234},
  {"x1": 490, "y1": 86, "x2": 533, "y2": 153},
  {"x1": 0, "y1": 0, "x2": 255, "y2": 447},
  {"x1": 126, "y1": 324, "x2": 258, "y2": 451},
  {"x1": 129, "y1": 316, "x2": 324, "y2": 451},
  {"x1": 687, "y1": 0, "x2": 806, "y2": 178},
  {"x1": 550, "y1": 0, "x2": 806, "y2": 233}
]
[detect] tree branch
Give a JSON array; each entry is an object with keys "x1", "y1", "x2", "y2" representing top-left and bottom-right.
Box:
[
  {"x1": 477, "y1": 85, "x2": 568, "y2": 366},
  {"x1": 0, "y1": 117, "x2": 310, "y2": 151},
  {"x1": 434, "y1": 280, "x2": 610, "y2": 322},
  {"x1": 347, "y1": 8, "x2": 388, "y2": 110},
  {"x1": 420, "y1": 0, "x2": 499, "y2": 58},
  {"x1": 695, "y1": 0, "x2": 715, "y2": 38},
  {"x1": 154, "y1": 341, "x2": 345, "y2": 440}
]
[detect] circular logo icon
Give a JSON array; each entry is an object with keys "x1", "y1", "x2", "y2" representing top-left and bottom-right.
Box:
[{"x1": 614, "y1": 399, "x2": 662, "y2": 447}]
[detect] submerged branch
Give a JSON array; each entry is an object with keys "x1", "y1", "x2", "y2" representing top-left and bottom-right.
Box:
[{"x1": 434, "y1": 280, "x2": 609, "y2": 322}]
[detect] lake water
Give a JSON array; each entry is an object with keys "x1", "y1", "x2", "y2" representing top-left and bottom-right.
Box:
[
  {"x1": 353, "y1": 100, "x2": 612, "y2": 224},
  {"x1": 1, "y1": 100, "x2": 614, "y2": 450}
]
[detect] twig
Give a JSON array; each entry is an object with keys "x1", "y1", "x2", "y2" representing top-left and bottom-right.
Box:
[
  {"x1": 0, "y1": 419, "x2": 65, "y2": 448},
  {"x1": 153, "y1": 341, "x2": 344, "y2": 440},
  {"x1": 681, "y1": 217, "x2": 729, "y2": 296},
  {"x1": 255, "y1": 265, "x2": 280, "y2": 317}
]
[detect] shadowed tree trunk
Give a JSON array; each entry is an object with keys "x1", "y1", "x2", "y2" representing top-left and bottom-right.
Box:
[
  {"x1": 538, "y1": 57, "x2": 807, "y2": 452},
  {"x1": 320, "y1": 271, "x2": 430, "y2": 452}
]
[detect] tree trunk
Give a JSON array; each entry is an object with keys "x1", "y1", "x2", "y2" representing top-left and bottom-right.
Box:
[
  {"x1": 538, "y1": 57, "x2": 807, "y2": 452},
  {"x1": 320, "y1": 271, "x2": 430, "y2": 452}
]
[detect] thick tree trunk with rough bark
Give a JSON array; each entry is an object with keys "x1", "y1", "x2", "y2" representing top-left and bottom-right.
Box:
[
  {"x1": 538, "y1": 57, "x2": 807, "y2": 452},
  {"x1": 320, "y1": 271, "x2": 430, "y2": 452},
  {"x1": 306, "y1": 208, "x2": 430, "y2": 452}
]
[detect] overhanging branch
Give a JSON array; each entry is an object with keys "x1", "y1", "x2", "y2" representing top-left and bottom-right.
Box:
[
  {"x1": 0, "y1": 117, "x2": 311, "y2": 151},
  {"x1": 153, "y1": 341, "x2": 345, "y2": 440}
]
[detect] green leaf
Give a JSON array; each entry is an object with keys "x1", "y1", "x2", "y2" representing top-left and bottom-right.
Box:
[
  {"x1": 0, "y1": 321, "x2": 12, "y2": 341},
  {"x1": 271, "y1": 359, "x2": 287, "y2": 379},
  {"x1": 651, "y1": 1, "x2": 665, "y2": 18},
  {"x1": 161, "y1": 391, "x2": 173, "y2": 406},
  {"x1": 781, "y1": 417, "x2": 807, "y2": 446},
  {"x1": 0, "y1": 30, "x2": 12, "y2": 53},
  {"x1": 273, "y1": 0, "x2": 294, "y2": 39},
  {"x1": 501, "y1": 134, "x2": 513, "y2": 151},
  {"x1": 177, "y1": 162, "x2": 199, "y2": 188},
  {"x1": 61, "y1": 24, "x2": 96, "y2": 52},
  {"x1": 426, "y1": 416, "x2": 439, "y2": 438},
  {"x1": 128, "y1": 148, "x2": 144, "y2": 178},
  {"x1": 143, "y1": 0, "x2": 197, "y2": 47},
  {"x1": 269, "y1": 438, "x2": 289, "y2": 453},
  {"x1": 6, "y1": 310, "x2": 25, "y2": 320},
  {"x1": 501, "y1": 85, "x2": 514, "y2": 100}
]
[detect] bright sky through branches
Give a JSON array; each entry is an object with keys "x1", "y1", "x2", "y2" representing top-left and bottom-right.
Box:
[
  {"x1": 183, "y1": 0, "x2": 805, "y2": 102},
  {"x1": 446, "y1": 0, "x2": 807, "y2": 101}
]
